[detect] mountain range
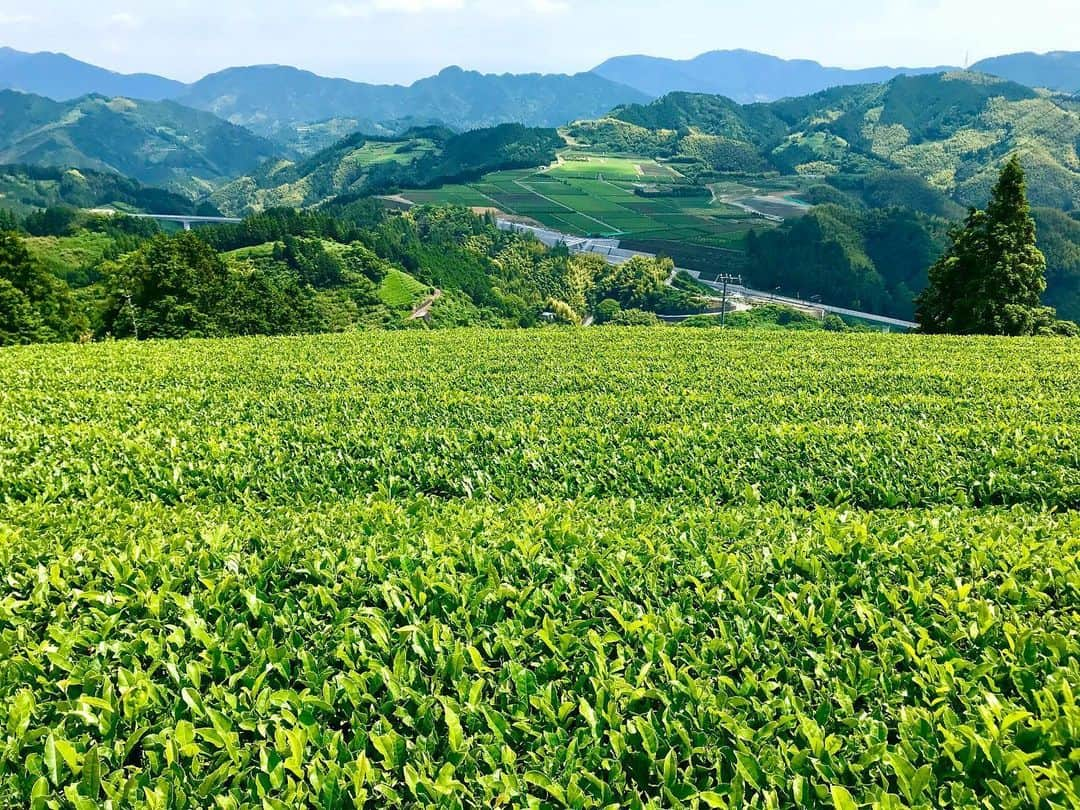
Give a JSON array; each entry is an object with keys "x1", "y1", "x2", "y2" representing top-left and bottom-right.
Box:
[
  {"x1": 591, "y1": 50, "x2": 953, "y2": 102},
  {"x1": 1, "y1": 47, "x2": 1078, "y2": 154},
  {"x1": 591, "y1": 49, "x2": 1080, "y2": 102},
  {"x1": 0, "y1": 44, "x2": 1077, "y2": 220},
  {"x1": 969, "y1": 52, "x2": 1080, "y2": 94},
  {"x1": 0, "y1": 47, "x2": 184, "y2": 101},
  {"x1": 203, "y1": 71, "x2": 1077, "y2": 220},
  {"x1": 0, "y1": 49, "x2": 648, "y2": 148},
  {"x1": 173, "y1": 65, "x2": 650, "y2": 148}
]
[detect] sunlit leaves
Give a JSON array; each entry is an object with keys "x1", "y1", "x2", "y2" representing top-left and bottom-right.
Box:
[{"x1": 0, "y1": 330, "x2": 1077, "y2": 806}]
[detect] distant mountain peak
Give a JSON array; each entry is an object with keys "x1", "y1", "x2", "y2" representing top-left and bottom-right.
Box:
[
  {"x1": 591, "y1": 49, "x2": 957, "y2": 102},
  {"x1": 970, "y1": 51, "x2": 1080, "y2": 92},
  {"x1": 0, "y1": 47, "x2": 186, "y2": 101},
  {"x1": 174, "y1": 64, "x2": 649, "y2": 147}
]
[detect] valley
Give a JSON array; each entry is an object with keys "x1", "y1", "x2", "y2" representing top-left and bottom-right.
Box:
[
  {"x1": 1, "y1": 49, "x2": 1079, "y2": 325},
  {"x1": 397, "y1": 157, "x2": 811, "y2": 277}
]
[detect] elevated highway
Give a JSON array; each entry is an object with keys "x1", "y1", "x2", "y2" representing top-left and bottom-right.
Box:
[
  {"x1": 87, "y1": 209, "x2": 243, "y2": 230},
  {"x1": 125, "y1": 213, "x2": 243, "y2": 230},
  {"x1": 497, "y1": 220, "x2": 918, "y2": 330}
]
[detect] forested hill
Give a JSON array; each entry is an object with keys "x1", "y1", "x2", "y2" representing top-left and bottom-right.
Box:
[
  {"x1": 571, "y1": 72, "x2": 1080, "y2": 209},
  {"x1": 211, "y1": 125, "x2": 566, "y2": 215},
  {"x1": 0, "y1": 90, "x2": 281, "y2": 197},
  {"x1": 0, "y1": 164, "x2": 207, "y2": 216}
]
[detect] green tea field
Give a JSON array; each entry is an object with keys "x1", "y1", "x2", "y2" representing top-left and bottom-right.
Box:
[{"x1": 0, "y1": 330, "x2": 1077, "y2": 808}]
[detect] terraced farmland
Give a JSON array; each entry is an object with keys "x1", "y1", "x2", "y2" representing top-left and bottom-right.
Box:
[
  {"x1": 402, "y1": 156, "x2": 749, "y2": 237},
  {"x1": 1, "y1": 330, "x2": 1078, "y2": 808}
]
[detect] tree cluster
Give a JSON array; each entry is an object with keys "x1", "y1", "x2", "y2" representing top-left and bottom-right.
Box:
[{"x1": 1, "y1": 204, "x2": 705, "y2": 346}]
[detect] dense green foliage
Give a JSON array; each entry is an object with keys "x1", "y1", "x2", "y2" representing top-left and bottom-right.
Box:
[
  {"x1": 0, "y1": 90, "x2": 281, "y2": 196},
  {"x1": 563, "y1": 118, "x2": 770, "y2": 181},
  {"x1": 569, "y1": 74, "x2": 1080, "y2": 210},
  {"x1": 99, "y1": 232, "x2": 327, "y2": 340},
  {"x1": 738, "y1": 192, "x2": 1079, "y2": 322},
  {"x1": 823, "y1": 172, "x2": 964, "y2": 219},
  {"x1": 607, "y1": 93, "x2": 788, "y2": 148},
  {"x1": 681, "y1": 304, "x2": 850, "y2": 331},
  {"x1": 917, "y1": 157, "x2": 1066, "y2": 335},
  {"x1": 3, "y1": 204, "x2": 698, "y2": 343},
  {"x1": 746, "y1": 207, "x2": 948, "y2": 319},
  {"x1": 1033, "y1": 207, "x2": 1080, "y2": 321},
  {"x1": 0, "y1": 231, "x2": 87, "y2": 343},
  {"x1": 0, "y1": 330, "x2": 1077, "y2": 807}
]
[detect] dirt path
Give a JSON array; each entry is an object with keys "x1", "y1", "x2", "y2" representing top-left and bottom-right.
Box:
[{"x1": 409, "y1": 289, "x2": 443, "y2": 321}]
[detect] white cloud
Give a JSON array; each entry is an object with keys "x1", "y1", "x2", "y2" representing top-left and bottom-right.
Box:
[
  {"x1": 107, "y1": 12, "x2": 142, "y2": 29},
  {"x1": 325, "y1": 0, "x2": 567, "y2": 17},
  {"x1": 0, "y1": 12, "x2": 34, "y2": 23},
  {"x1": 528, "y1": 0, "x2": 570, "y2": 13},
  {"x1": 327, "y1": 0, "x2": 465, "y2": 16}
]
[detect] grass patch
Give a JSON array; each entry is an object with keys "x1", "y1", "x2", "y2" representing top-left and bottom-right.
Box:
[{"x1": 378, "y1": 267, "x2": 430, "y2": 309}]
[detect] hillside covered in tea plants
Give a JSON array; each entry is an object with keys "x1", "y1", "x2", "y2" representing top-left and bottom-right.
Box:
[{"x1": 0, "y1": 329, "x2": 1077, "y2": 808}]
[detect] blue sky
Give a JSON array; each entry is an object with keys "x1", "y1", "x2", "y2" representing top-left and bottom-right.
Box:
[{"x1": 1, "y1": 0, "x2": 1077, "y2": 83}]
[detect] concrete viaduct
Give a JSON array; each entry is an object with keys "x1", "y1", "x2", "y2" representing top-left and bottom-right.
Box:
[{"x1": 124, "y1": 213, "x2": 243, "y2": 230}]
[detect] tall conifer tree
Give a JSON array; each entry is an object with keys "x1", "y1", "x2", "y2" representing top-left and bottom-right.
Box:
[{"x1": 918, "y1": 156, "x2": 1055, "y2": 335}]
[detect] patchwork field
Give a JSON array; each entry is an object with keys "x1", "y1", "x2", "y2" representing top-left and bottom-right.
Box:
[
  {"x1": 405, "y1": 160, "x2": 748, "y2": 241},
  {"x1": 400, "y1": 155, "x2": 821, "y2": 273},
  {"x1": 0, "y1": 330, "x2": 1077, "y2": 807}
]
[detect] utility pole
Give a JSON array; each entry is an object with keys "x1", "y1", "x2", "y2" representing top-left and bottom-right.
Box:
[
  {"x1": 713, "y1": 274, "x2": 742, "y2": 327},
  {"x1": 124, "y1": 293, "x2": 139, "y2": 341}
]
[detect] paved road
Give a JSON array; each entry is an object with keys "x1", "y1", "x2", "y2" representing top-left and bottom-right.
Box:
[{"x1": 689, "y1": 275, "x2": 918, "y2": 329}]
